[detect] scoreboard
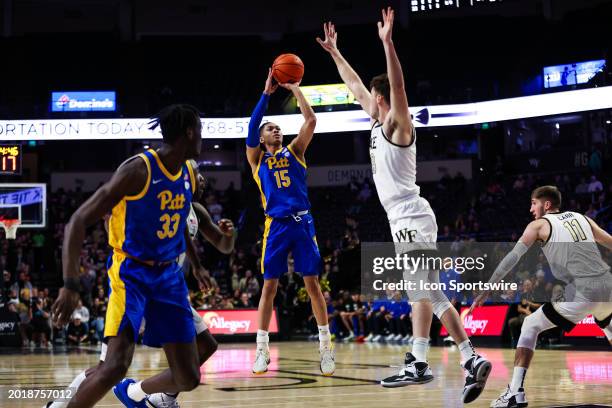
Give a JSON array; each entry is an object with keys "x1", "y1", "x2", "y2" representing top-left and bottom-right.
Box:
[
  {"x1": 411, "y1": 0, "x2": 505, "y2": 13},
  {"x1": 0, "y1": 144, "x2": 22, "y2": 175}
]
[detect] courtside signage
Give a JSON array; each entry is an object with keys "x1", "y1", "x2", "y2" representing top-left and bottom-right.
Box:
[
  {"x1": 198, "y1": 309, "x2": 278, "y2": 335},
  {"x1": 564, "y1": 314, "x2": 607, "y2": 337},
  {"x1": 441, "y1": 305, "x2": 509, "y2": 337},
  {"x1": 51, "y1": 91, "x2": 116, "y2": 112},
  {"x1": 4, "y1": 86, "x2": 612, "y2": 140}
]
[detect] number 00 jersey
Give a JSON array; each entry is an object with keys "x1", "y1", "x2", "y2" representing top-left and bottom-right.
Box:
[
  {"x1": 253, "y1": 145, "x2": 311, "y2": 218},
  {"x1": 108, "y1": 149, "x2": 196, "y2": 262},
  {"x1": 542, "y1": 211, "x2": 610, "y2": 280}
]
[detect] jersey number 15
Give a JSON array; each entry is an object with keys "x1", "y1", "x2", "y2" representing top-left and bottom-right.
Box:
[{"x1": 274, "y1": 170, "x2": 291, "y2": 188}]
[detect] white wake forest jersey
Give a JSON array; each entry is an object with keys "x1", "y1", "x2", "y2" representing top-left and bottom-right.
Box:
[
  {"x1": 178, "y1": 204, "x2": 199, "y2": 267},
  {"x1": 370, "y1": 121, "x2": 420, "y2": 217},
  {"x1": 541, "y1": 211, "x2": 610, "y2": 280}
]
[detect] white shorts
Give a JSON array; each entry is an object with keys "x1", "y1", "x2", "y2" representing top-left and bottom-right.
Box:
[
  {"x1": 388, "y1": 196, "x2": 437, "y2": 255},
  {"x1": 98, "y1": 306, "x2": 208, "y2": 362},
  {"x1": 552, "y1": 302, "x2": 612, "y2": 325}
]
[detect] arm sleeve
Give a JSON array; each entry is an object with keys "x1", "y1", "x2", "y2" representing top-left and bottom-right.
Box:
[
  {"x1": 489, "y1": 241, "x2": 529, "y2": 283},
  {"x1": 246, "y1": 93, "x2": 270, "y2": 148}
]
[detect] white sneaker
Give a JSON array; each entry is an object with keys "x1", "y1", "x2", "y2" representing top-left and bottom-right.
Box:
[
  {"x1": 252, "y1": 348, "x2": 270, "y2": 374},
  {"x1": 320, "y1": 347, "x2": 335, "y2": 376},
  {"x1": 372, "y1": 335, "x2": 382, "y2": 342},
  {"x1": 490, "y1": 385, "x2": 528, "y2": 408},
  {"x1": 364, "y1": 333, "x2": 374, "y2": 342},
  {"x1": 343, "y1": 332, "x2": 355, "y2": 342},
  {"x1": 147, "y1": 392, "x2": 180, "y2": 408},
  {"x1": 384, "y1": 333, "x2": 395, "y2": 342},
  {"x1": 401, "y1": 334, "x2": 412, "y2": 344},
  {"x1": 443, "y1": 335, "x2": 455, "y2": 344},
  {"x1": 380, "y1": 352, "x2": 434, "y2": 388},
  {"x1": 393, "y1": 334, "x2": 403, "y2": 342}
]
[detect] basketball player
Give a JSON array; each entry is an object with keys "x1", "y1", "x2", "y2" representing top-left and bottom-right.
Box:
[
  {"x1": 318, "y1": 7, "x2": 491, "y2": 402},
  {"x1": 470, "y1": 186, "x2": 612, "y2": 408},
  {"x1": 51, "y1": 104, "x2": 204, "y2": 407},
  {"x1": 246, "y1": 69, "x2": 335, "y2": 375},
  {"x1": 46, "y1": 165, "x2": 235, "y2": 408}
]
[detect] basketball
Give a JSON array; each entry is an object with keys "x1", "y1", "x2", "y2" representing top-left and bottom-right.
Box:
[{"x1": 272, "y1": 53, "x2": 304, "y2": 84}]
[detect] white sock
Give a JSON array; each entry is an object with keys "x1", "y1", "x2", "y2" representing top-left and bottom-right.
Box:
[
  {"x1": 49, "y1": 371, "x2": 87, "y2": 408},
  {"x1": 510, "y1": 366, "x2": 527, "y2": 392},
  {"x1": 458, "y1": 339, "x2": 476, "y2": 362},
  {"x1": 604, "y1": 326, "x2": 612, "y2": 341},
  {"x1": 256, "y1": 329, "x2": 269, "y2": 351},
  {"x1": 411, "y1": 337, "x2": 429, "y2": 362},
  {"x1": 318, "y1": 325, "x2": 331, "y2": 350},
  {"x1": 127, "y1": 381, "x2": 147, "y2": 402}
]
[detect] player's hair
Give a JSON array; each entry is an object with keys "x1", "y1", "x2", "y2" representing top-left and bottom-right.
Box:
[
  {"x1": 370, "y1": 73, "x2": 390, "y2": 105},
  {"x1": 531, "y1": 185, "x2": 562, "y2": 209},
  {"x1": 259, "y1": 121, "x2": 271, "y2": 136},
  {"x1": 149, "y1": 104, "x2": 201, "y2": 144}
]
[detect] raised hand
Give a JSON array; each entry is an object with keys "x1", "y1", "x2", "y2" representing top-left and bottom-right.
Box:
[
  {"x1": 278, "y1": 81, "x2": 301, "y2": 91},
  {"x1": 468, "y1": 290, "x2": 491, "y2": 315},
  {"x1": 377, "y1": 6, "x2": 395, "y2": 44},
  {"x1": 264, "y1": 68, "x2": 278, "y2": 95},
  {"x1": 316, "y1": 22, "x2": 338, "y2": 53}
]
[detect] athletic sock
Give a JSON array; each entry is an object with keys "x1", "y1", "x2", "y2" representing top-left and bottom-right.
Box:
[
  {"x1": 411, "y1": 337, "x2": 429, "y2": 362},
  {"x1": 127, "y1": 381, "x2": 147, "y2": 402},
  {"x1": 256, "y1": 329, "x2": 269, "y2": 351},
  {"x1": 318, "y1": 325, "x2": 331, "y2": 350},
  {"x1": 48, "y1": 370, "x2": 87, "y2": 408},
  {"x1": 510, "y1": 367, "x2": 527, "y2": 392},
  {"x1": 458, "y1": 339, "x2": 476, "y2": 362}
]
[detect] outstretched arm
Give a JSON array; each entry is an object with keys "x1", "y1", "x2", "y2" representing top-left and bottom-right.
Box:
[
  {"x1": 378, "y1": 7, "x2": 413, "y2": 145},
  {"x1": 469, "y1": 220, "x2": 545, "y2": 312},
  {"x1": 52, "y1": 157, "x2": 147, "y2": 325},
  {"x1": 193, "y1": 202, "x2": 236, "y2": 254},
  {"x1": 317, "y1": 22, "x2": 375, "y2": 119},
  {"x1": 283, "y1": 82, "x2": 316, "y2": 159},
  {"x1": 246, "y1": 69, "x2": 277, "y2": 169},
  {"x1": 585, "y1": 216, "x2": 612, "y2": 251}
]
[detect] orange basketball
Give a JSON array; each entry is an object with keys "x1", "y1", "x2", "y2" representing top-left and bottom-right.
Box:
[{"x1": 272, "y1": 53, "x2": 304, "y2": 84}]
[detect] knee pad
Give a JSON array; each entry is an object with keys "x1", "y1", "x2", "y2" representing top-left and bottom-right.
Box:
[
  {"x1": 432, "y1": 298, "x2": 453, "y2": 320},
  {"x1": 516, "y1": 307, "x2": 555, "y2": 351}
]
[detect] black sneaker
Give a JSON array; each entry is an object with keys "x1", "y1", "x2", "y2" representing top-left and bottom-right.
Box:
[
  {"x1": 462, "y1": 354, "x2": 492, "y2": 403},
  {"x1": 380, "y1": 352, "x2": 434, "y2": 388}
]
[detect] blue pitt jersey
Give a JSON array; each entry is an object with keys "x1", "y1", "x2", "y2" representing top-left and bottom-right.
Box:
[
  {"x1": 253, "y1": 145, "x2": 311, "y2": 218},
  {"x1": 109, "y1": 149, "x2": 196, "y2": 262}
]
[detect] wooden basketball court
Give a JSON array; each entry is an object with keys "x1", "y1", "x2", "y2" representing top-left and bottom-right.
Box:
[{"x1": 1, "y1": 342, "x2": 611, "y2": 407}]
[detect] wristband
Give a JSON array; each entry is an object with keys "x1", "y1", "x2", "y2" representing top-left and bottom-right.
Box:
[{"x1": 63, "y1": 277, "x2": 81, "y2": 292}]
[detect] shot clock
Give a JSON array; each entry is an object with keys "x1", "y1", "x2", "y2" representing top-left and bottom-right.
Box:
[{"x1": 0, "y1": 144, "x2": 22, "y2": 175}]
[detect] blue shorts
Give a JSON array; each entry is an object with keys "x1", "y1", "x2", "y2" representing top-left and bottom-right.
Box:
[
  {"x1": 261, "y1": 212, "x2": 321, "y2": 280},
  {"x1": 104, "y1": 251, "x2": 195, "y2": 347}
]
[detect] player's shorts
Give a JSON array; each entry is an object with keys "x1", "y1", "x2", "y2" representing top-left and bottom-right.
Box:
[
  {"x1": 388, "y1": 196, "x2": 438, "y2": 254},
  {"x1": 261, "y1": 212, "x2": 321, "y2": 280},
  {"x1": 544, "y1": 275, "x2": 612, "y2": 332},
  {"x1": 98, "y1": 305, "x2": 207, "y2": 362},
  {"x1": 104, "y1": 250, "x2": 195, "y2": 348}
]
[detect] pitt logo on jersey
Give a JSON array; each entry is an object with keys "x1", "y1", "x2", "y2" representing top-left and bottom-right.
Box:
[
  {"x1": 158, "y1": 190, "x2": 186, "y2": 211},
  {"x1": 266, "y1": 156, "x2": 290, "y2": 170}
]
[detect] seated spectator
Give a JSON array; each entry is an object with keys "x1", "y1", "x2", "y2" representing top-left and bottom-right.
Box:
[
  {"x1": 587, "y1": 175, "x2": 603, "y2": 193},
  {"x1": 66, "y1": 314, "x2": 88, "y2": 346},
  {"x1": 508, "y1": 279, "x2": 541, "y2": 348},
  {"x1": 237, "y1": 293, "x2": 253, "y2": 308},
  {"x1": 72, "y1": 300, "x2": 90, "y2": 334},
  {"x1": 30, "y1": 298, "x2": 51, "y2": 347},
  {"x1": 91, "y1": 289, "x2": 108, "y2": 343},
  {"x1": 575, "y1": 177, "x2": 589, "y2": 194}
]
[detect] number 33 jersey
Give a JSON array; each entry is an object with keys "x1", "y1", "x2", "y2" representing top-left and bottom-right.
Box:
[
  {"x1": 108, "y1": 149, "x2": 196, "y2": 262},
  {"x1": 253, "y1": 145, "x2": 310, "y2": 218},
  {"x1": 541, "y1": 211, "x2": 610, "y2": 281}
]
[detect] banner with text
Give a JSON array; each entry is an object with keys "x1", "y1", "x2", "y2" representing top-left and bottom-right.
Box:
[
  {"x1": 197, "y1": 309, "x2": 278, "y2": 335},
  {"x1": 3, "y1": 86, "x2": 612, "y2": 140}
]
